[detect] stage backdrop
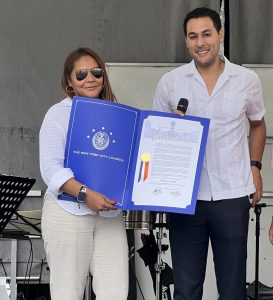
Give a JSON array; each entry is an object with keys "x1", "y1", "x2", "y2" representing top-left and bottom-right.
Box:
[
  {"x1": 228, "y1": 0, "x2": 273, "y2": 64},
  {"x1": 0, "y1": 1, "x2": 272, "y2": 298}
]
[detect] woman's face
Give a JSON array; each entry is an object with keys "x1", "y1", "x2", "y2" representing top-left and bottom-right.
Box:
[{"x1": 68, "y1": 55, "x2": 103, "y2": 98}]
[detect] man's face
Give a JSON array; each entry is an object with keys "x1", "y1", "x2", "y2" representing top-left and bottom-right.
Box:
[{"x1": 185, "y1": 17, "x2": 223, "y2": 69}]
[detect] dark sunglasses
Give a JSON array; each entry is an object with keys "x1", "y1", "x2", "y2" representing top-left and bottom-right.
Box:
[{"x1": 74, "y1": 67, "x2": 103, "y2": 81}]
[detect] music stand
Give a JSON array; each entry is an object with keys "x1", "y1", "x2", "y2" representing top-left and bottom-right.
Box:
[
  {"x1": 0, "y1": 174, "x2": 36, "y2": 300},
  {"x1": 0, "y1": 174, "x2": 36, "y2": 235}
]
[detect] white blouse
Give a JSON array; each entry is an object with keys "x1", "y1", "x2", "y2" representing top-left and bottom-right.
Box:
[{"x1": 39, "y1": 97, "x2": 120, "y2": 217}]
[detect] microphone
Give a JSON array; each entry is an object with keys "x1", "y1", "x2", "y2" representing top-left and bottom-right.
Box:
[{"x1": 177, "y1": 98, "x2": 189, "y2": 114}]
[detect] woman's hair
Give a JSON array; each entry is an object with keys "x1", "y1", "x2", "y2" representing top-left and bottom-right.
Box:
[{"x1": 61, "y1": 47, "x2": 116, "y2": 102}]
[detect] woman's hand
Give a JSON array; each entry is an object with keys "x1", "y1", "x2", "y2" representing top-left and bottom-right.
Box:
[
  {"x1": 86, "y1": 189, "x2": 117, "y2": 212},
  {"x1": 60, "y1": 178, "x2": 117, "y2": 212}
]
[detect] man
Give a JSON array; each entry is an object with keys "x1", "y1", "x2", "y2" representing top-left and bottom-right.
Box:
[{"x1": 153, "y1": 7, "x2": 266, "y2": 300}]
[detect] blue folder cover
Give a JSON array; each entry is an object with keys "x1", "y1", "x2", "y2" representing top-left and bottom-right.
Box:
[{"x1": 59, "y1": 96, "x2": 210, "y2": 214}]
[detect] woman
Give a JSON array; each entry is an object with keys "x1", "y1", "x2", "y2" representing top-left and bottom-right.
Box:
[{"x1": 39, "y1": 47, "x2": 128, "y2": 300}]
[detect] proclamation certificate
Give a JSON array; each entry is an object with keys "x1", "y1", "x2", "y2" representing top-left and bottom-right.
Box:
[{"x1": 132, "y1": 116, "x2": 203, "y2": 208}]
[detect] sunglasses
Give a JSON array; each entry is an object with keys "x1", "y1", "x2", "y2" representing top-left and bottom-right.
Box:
[{"x1": 74, "y1": 67, "x2": 103, "y2": 81}]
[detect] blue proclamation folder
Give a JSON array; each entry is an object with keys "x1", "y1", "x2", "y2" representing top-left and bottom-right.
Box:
[{"x1": 58, "y1": 96, "x2": 210, "y2": 214}]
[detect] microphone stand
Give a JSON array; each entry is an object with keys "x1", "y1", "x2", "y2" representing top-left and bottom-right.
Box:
[
  {"x1": 254, "y1": 203, "x2": 264, "y2": 300},
  {"x1": 253, "y1": 202, "x2": 271, "y2": 300}
]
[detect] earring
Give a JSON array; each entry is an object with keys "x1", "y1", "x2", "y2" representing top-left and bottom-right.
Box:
[{"x1": 66, "y1": 85, "x2": 74, "y2": 93}]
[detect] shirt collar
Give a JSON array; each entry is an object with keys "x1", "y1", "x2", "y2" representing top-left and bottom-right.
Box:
[
  {"x1": 186, "y1": 55, "x2": 239, "y2": 78},
  {"x1": 63, "y1": 97, "x2": 73, "y2": 106}
]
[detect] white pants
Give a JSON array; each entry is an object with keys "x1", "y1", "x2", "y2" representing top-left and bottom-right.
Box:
[{"x1": 41, "y1": 194, "x2": 128, "y2": 300}]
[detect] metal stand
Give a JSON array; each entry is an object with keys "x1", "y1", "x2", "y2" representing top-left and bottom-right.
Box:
[
  {"x1": 253, "y1": 203, "x2": 265, "y2": 300},
  {"x1": 0, "y1": 174, "x2": 36, "y2": 300},
  {"x1": 154, "y1": 212, "x2": 167, "y2": 300},
  {"x1": 252, "y1": 202, "x2": 273, "y2": 300},
  {"x1": 136, "y1": 211, "x2": 173, "y2": 300}
]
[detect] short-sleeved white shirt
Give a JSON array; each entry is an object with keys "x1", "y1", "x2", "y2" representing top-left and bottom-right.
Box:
[
  {"x1": 153, "y1": 56, "x2": 266, "y2": 201},
  {"x1": 39, "y1": 97, "x2": 120, "y2": 217}
]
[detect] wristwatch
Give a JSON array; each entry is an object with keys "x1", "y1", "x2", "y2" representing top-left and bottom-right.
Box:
[
  {"x1": 77, "y1": 185, "x2": 87, "y2": 204},
  {"x1": 250, "y1": 160, "x2": 262, "y2": 170}
]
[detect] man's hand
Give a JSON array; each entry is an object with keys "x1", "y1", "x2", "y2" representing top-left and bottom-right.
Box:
[
  {"x1": 171, "y1": 109, "x2": 185, "y2": 117},
  {"x1": 248, "y1": 118, "x2": 266, "y2": 207}
]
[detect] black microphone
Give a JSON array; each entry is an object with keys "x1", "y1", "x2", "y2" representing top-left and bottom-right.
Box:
[{"x1": 177, "y1": 98, "x2": 189, "y2": 114}]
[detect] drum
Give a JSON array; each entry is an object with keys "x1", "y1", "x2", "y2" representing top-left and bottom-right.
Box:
[{"x1": 123, "y1": 210, "x2": 156, "y2": 230}]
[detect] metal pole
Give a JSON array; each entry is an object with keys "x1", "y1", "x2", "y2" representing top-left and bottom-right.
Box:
[
  {"x1": 85, "y1": 274, "x2": 91, "y2": 300},
  {"x1": 10, "y1": 239, "x2": 17, "y2": 300},
  {"x1": 254, "y1": 203, "x2": 266, "y2": 300},
  {"x1": 155, "y1": 213, "x2": 164, "y2": 300}
]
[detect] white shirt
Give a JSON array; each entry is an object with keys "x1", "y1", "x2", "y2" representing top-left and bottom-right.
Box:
[
  {"x1": 153, "y1": 57, "x2": 266, "y2": 201},
  {"x1": 39, "y1": 97, "x2": 120, "y2": 217}
]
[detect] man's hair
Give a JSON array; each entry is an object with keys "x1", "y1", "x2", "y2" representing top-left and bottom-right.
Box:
[{"x1": 183, "y1": 7, "x2": 221, "y2": 36}]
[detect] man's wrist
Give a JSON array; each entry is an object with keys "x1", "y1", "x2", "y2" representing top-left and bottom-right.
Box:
[{"x1": 250, "y1": 160, "x2": 262, "y2": 170}]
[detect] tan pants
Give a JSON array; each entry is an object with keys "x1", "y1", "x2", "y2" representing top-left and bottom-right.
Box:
[{"x1": 41, "y1": 194, "x2": 128, "y2": 300}]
